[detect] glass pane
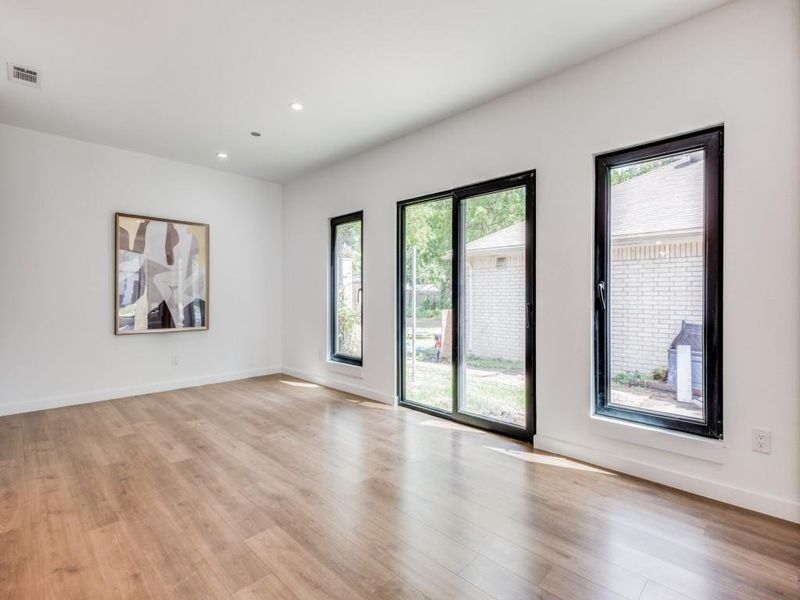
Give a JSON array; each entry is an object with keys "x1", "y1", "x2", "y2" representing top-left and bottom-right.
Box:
[
  {"x1": 461, "y1": 186, "x2": 527, "y2": 427},
  {"x1": 403, "y1": 198, "x2": 453, "y2": 411},
  {"x1": 608, "y1": 150, "x2": 705, "y2": 421},
  {"x1": 334, "y1": 219, "x2": 362, "y2": 359}
]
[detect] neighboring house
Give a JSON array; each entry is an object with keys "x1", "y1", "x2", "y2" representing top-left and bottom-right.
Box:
[
  {"x1": 463, "y1": 152, "x2": 704, "y2": 372},
  {"x1": 609, "y1": 152, "x2": 704, "y2": 379},
  {"x1": 465, "y1": 222, "x2": 527, "y2": 361},
  {"x1": 404, "y1": 283, "x2": 440, "y2": 306}
]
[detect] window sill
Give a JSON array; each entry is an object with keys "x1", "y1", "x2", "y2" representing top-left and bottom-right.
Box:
[
  {"x1": 326, "y1": 359, "x2": 363, "y2": 378},
  {"x1": 589, "y1": 414, "x2": 728, "y2": 464}
]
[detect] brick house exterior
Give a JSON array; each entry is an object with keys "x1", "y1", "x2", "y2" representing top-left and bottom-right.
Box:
[
  {"x1": 465, "y1": 152, "x2": 704, "y2": 372},
  {"x1": 465, "y1": 222, "x2": 526, "y2": 361},
  {"x1": 608, "y1": 152, "x2": 704, "y2": 378},
  {"x1": 609, "y1": 240, "x2": 703, "y2": 376}
]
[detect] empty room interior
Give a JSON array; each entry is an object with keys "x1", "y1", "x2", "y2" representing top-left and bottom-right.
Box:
[{"x1": 1, "y1": 0, "x2": 800, "y2": 598}]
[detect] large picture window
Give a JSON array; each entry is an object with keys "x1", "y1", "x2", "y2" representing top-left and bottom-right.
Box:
[
  {"x1": 330, "y1": 211, "x2": 363, "y2": 365},
  {"x1": 594, "y1": 128, "x2": 723, "y2": 438}
]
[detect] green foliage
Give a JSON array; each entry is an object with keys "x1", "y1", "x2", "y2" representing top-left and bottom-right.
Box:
[
  {"x1": 404, "y1": 187, "x2": 526, "y2": 311},
  {"x1": 335, "y1": 221, "x2": 361, "y2": 276},
  {"x1": 651, "y1": 367, "x2": 668, "y2": 382},
  {"x1": 334, "y1": 220, "x2": 362, "y2": 357},
  {"x1": 336, "y1": 287, "x2": 361, "y2": 357},
  {"x1": 613, "y1": 370, "x2": 645, "y2": 385},
  {"x1": 610, "y1": 157, "x2": 680, "y2": 185},
  {"x1": 404, "y1": 199, "x2": 452, "y2": 308},
  {"x1": 614, "y1": 368, "x2": 670, "y2": 387},
  {"x1": 464, "y1": 187, "x2": 526, "y2": 243},
  {"x1": 407, "y1": 307, "x2": 440, "y2": 319},
  {"x1": 466, "y1": 354, "x2": 524, "y2": 374}
]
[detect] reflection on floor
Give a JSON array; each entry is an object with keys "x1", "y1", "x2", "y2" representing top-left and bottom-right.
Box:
[{"x1": 1, "y1": 374, "x2": 797, "y2": 599}]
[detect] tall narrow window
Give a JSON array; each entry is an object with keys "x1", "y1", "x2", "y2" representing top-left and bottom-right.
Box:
[
  {"x1": 595, "y1": 128, "x2": 723, "y2": 438},
  {"x1": 331, "y1": 211, "x2": 363, "y2": 365}
]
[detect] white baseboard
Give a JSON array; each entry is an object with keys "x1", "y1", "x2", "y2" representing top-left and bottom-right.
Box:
[
  {"x1": 280, "y1": 367, "x2": 396, "y2": 405},
  {"x1": 534, "y1": 434, "x2": 800, "y2": 524},
  {"x1": 0, "y1": 366, "x2": 282, "y2": 417}
]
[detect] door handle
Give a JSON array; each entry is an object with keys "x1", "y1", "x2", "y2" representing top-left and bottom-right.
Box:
[
  {"x1": 525, "y1": 302, "x2": 531, "y2": 329},
  {"x1": 597, "y1": 281, "x2": 606, "y2": 310}
]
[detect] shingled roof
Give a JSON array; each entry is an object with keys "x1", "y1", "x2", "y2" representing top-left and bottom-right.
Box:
[
  {"x1": 610, "y1": 151, "x2": 704, "y2": 239},
  {"x1": 465, "y1": 151, "x2": 704, "y2": 255},
  {"x1": 465, "y1": 222, "x2": 526, "y2": 255}
]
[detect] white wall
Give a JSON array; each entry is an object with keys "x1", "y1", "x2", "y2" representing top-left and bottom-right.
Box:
[
  {"x1": 282, "y1": 0, "x2": 800, "y2": 522},
  {"x1": 0, "y1": 123, "x2": 283, "y2": 415}
]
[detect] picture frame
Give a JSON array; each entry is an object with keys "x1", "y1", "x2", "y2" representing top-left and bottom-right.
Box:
[{"x1": 115, "y1": 212, "x2": 210, "y2": 334}]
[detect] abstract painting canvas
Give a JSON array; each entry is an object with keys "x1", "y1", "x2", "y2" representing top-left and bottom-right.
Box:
[{"x1": 115, "y1": 213, "x2": 209, "y2": 334}]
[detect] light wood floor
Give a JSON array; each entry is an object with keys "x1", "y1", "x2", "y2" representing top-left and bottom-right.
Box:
[{"x1": 1, "y1": 375, "x2": 798, "y2": 599}]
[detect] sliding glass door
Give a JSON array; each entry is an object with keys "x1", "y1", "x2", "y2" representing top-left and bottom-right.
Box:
[
  {"x1": 459, "y1": 185, "x2": 529, "y2": 429},
  {"x1": 400, "y1": 196, "x2": 454, "y2": 412},
  {"x1": 398, "y1": 172, "x2": 535, "y2": 440}
]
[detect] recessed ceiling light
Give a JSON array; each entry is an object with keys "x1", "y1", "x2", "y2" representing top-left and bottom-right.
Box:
[
  {"x1": 289, "y1": 102, "x2": 304, "y2": 111},
  {"x1": 216, "y1": 152, "x2": 228, "y2": 159},
  {"x1": 250, "y1": 131, "x2": 261, "y2": 137}
]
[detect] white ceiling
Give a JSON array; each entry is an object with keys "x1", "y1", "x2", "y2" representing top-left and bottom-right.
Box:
[{"x1": 0, "y1": 0, "x2": 729, "y2": 183}]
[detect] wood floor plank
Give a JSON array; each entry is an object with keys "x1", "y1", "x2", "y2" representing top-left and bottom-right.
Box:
[
  {"x1": 638, "y1": 579, "x2": 695, "y2": 600},
  {"x1": 459, "y1": 554, "x2": 546, "y2": 600},
  {"x1": 88, "y1": 520, "x2": 158, "y2": 599},
  {"x1": 0, "y1": 414, "x2": 23, "y2": 463},
  {"x1": 539, "y1": 566, "x2": 629, "y2": 600},
  {"x1": 246, "y1": 526, "x2": 369, "y2": 600},
  {"x1": 363, "y1": 469, "x2": 649, "y2": 599},
  {"x1": 235, "y1": 573, "x2": 300, "y2": 600},
  {"x1": 18, "y1": 419, "x2": 97, "y2": 599},
  {"x1": 0, "y1": 374, "x2": 797, "y2": 600}
]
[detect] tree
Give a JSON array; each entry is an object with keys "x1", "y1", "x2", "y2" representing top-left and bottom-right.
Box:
[
  {"x1": 404, "y1": 187, "x2": 526, "y2": 311},
  {"x1": 610, "y1": 156, "x2": 680, "y2": 185}
]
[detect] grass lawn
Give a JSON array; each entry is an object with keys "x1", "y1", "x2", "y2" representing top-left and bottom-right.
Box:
[{"x1": 404, "y1": 360, "x2": 525, "y2": 426}]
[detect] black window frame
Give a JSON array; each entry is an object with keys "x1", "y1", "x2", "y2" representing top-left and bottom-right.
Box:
[
  {"x1": 594, "y1": 127, "x2": 723, "y2": 439},
  {"x1": 396, "y1": 171, "x2": 536, "y2": 441},
  {"x1": 330, "y1": 211, "x2": 363, "y2": 366}
]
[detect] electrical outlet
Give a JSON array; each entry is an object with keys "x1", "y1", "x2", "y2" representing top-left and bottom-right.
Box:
[
  {"x1": 751, "y1": 429, "x2": 771, "y2": 454},
  {"x1": 170, "y1": 354, "x2": 179, "y2": 367}
]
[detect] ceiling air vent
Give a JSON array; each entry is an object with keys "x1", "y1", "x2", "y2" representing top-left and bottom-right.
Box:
[{"x1": 7, "y1": 63, "x2": 40, "y2": 88}]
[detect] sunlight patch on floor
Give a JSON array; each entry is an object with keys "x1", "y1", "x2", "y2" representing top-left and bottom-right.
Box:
[
  {"x1": 350, "y1": 399, "x2": 394, "y2": 410},
  {"x1": 484, "y1": 446, "x2": 614, "y2": 474},
  {"x1": 279, "y1": 380, "x2": 320, "y2": 388}
]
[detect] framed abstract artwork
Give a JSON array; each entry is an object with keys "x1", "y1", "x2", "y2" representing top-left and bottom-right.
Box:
[{"x1": 115, "y1": 213, "x2": 209, "y2": 334}]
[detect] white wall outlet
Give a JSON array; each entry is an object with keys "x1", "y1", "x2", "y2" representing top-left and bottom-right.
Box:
[
  {"x1": 751, "y1": 429, "x2": 771, "y2": 454},
  {"x1": 170, "y1": 354, "x2": 179, "y2": 367}
]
